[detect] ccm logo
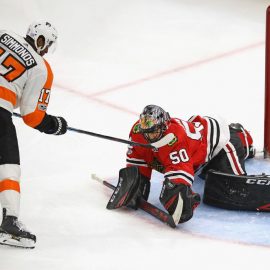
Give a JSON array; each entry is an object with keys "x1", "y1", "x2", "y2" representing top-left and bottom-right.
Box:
[{"x1": 246, "y1": 179, "x2": 270, "y2": 185}]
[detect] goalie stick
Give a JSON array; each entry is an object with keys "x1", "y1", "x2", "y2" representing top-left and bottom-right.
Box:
[
  {"x1": 91, "y1": 174, "x2": 176, "y2": 228},
  {"x1": 12, "y1": 112, "x2": 174, "y2": 150}
]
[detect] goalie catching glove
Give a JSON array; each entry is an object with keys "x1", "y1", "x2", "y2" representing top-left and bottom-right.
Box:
[
  {"x1": 159, "y1": 179, "x2": 200, "y2": 224},
  {"x1": 106, "y1": 166, "x2": 150, "y2": 210}
]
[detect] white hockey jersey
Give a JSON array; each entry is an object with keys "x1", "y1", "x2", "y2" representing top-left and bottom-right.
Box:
[{"x1": 0, "y1": 30, "x2": 53, "y2": 127}]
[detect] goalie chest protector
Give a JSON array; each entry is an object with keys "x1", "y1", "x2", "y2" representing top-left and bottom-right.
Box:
[{"x1": 203, "y1": 170, "x2": 270, "y2": 211}]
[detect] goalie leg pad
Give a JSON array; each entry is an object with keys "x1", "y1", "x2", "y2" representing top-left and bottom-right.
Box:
[
  {"x1": 204, "y1": 170, "x2": 270, "y2": 211},
  {"x1": 106, "y1": 167, "x2": 150, "y2": 210},
  {"x1": 159, "y1": 179, "x2": 201, "y2": 224}
]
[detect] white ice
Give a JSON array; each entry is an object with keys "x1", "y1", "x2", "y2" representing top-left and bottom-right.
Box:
[{"x1": 0, "y1": 0, "x2": 270, "y2": 269}]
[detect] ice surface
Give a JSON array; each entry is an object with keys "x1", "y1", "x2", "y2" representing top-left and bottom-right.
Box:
[{"x1": 0, "y1": 0, "x2": 270, "y2": 269}]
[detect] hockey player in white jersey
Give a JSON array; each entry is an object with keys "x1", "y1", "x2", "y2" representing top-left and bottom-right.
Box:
[{"x1": 0, "y1": 21, "x2": 67, "y2": 248}]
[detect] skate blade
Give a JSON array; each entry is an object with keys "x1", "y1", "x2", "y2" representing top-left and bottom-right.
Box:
[{"x1": 0, "y1": 232, "x2": 35, "y2": 249}]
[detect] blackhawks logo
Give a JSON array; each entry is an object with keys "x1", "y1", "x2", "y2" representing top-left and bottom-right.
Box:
[
  {"x1": 133, "y1": 123, "x2": 140, "y2": 134},
  {"x1": 168, "y1": 135, "x2": 178, "y2": 146}
]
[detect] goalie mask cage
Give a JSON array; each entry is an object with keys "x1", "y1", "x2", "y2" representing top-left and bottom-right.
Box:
[{"x1": 265, "y1": 6, "x2": 270, "y2": 158}]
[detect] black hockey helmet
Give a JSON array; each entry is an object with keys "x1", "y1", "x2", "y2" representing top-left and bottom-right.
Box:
[{"x1": 139, "y1": 105, "x2": 170, "y2": 143}]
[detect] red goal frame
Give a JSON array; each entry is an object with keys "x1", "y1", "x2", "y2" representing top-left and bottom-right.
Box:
[{"x1": 264, "y1": 6, "x2": 270, "y2": 158}]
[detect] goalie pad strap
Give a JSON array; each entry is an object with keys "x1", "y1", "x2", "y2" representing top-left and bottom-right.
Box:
[{"x1": 203, "y1": 170, "x2": 270, "y2": 211}]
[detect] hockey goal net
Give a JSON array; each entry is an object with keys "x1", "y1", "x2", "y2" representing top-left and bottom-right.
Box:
[{"x1": 265, "y1": 6, "x2": 270, "y2": 158}]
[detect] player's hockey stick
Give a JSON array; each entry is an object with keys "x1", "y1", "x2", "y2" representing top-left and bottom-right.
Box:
[
  {"x1": 12, "y1": 112, "x2": 174, "y2": 150},
  {"x1": 91, "y1": 174, "x2": 176, "y2": 228}
]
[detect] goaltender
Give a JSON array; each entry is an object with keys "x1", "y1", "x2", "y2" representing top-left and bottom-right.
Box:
[{"x1": 105, "y1": 105, "x2": 269, "y2": 226}]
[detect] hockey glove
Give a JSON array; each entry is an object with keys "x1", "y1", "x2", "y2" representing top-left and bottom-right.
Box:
[
  {"x1": 106, "y1": 166, "x2": 150, "y2": 210},
  {"x1": 35, "y1": 113, "x2": 67, "y2": 135},
  {"x1": 160, "y1": 179, "x2": 200, "y2": 224},
  {"x1": 45, "y1": 116, "x2": 67, "y2": 135}
]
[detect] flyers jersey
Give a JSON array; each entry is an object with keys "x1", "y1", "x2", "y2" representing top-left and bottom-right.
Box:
[
  {"x1": 126, "y1": 116, "x2": 230, "y2": 186},
  {"x1": 0, "y1": 30, "x2": 53, "y2": 127}
]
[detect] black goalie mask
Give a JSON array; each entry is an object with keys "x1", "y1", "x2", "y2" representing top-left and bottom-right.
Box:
[{"x1": 139, "y1": 105, "x2": 170, "y2": 143}]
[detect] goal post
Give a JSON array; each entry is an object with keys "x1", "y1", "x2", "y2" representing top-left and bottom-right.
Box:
[{"x1": 264, "y1": 6, "x2": 270, "y2": 158}]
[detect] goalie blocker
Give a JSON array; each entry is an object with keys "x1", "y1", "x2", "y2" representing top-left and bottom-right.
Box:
[
  {"x1": 203, "y1": 170, "x2": 270, "y2": 211},
  {"x1": 106, "y1": 166, "x2": 150, "y2": 210}
]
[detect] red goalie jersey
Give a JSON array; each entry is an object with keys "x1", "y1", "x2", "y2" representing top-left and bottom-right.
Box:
[{"x1": 126, "y1": 115, "x2": 234, "y2": 186}]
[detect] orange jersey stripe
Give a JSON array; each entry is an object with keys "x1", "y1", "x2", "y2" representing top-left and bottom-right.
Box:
[
  {"x1": 22, "y1": 110, "x2": 45, "y2": 127},
  {"x1": 22, "y1": 60, "x2": 54, "y2": 128},
  {"x1": 43, "y1": 59, "x2": 53, "y2": 89},
  {"x1": 0, "y1": 179, "x2": 20, "y2": 193},
  {"x1": 0, "y1": 86, "x2": 16, "y2": 106}
]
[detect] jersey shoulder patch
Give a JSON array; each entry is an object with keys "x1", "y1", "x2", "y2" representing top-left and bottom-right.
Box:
[
  {"x1": 132, "y1": 123, "x2": 140, "y2": 134},
  {"x1": 168, "y1": 135, "x2": 178, "y2": 146}
]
